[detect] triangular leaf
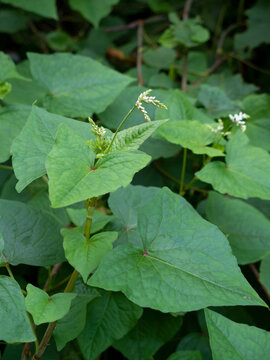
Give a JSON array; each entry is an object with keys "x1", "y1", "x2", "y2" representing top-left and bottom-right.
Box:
[
  {"x1": 62, "y1": 228, "x2": 118, "y2": 282},
  {"x1": 28, "y1": 52, "x2": 133, "y2": 117},
  {"x1": 68, "y1": 0, "x2": 119, "y2": 28},
  {"x1": 196, "y1": 132, "x2": 270, "y2": 200},
  {"x1": 47, "y1": 124, "x2": 151, "y2": 208},
  {"x1": 11, "y1": 106, "x2": 95, "y2": 192},
  {"x1": 89, "y1": 187, "x2": 265, "y2": 312},
  {"x1": 25, "y1": 284, "x2": 76, "y2": 325},
  {"x1": 205, "y1": 309, "x2": 270, "y2": 359},
  {"x1": 0, "y1": 276, "x2": 35, "y2": 343}
]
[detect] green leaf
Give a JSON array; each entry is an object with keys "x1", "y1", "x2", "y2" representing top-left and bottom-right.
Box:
[
  {"x1": 0, "y1": 81, "x2": 12, "y2": 99},
  {"x1": 172, "y1": 19, "x2": 210, "y2": 48},
  {"x1": 54, "y1": 285, "x2": 99, "y2": 351},
  {"x1": 108, "y1": 120, "x2": 168, "y2": 153},
  {"x1": 28, "y1": 190, "x2": 70, "y2": 227},
  {"x1": 0, "y1": 199, "x2": 65, "y2": 266},
  {"x1": 0, "y1": 276, "x2": 35, "y2": 343},
  {"x1": 114, "y1": 309, "x2": 182, "y2": 360},
  {"x1": 206, "y1": 192, "x2": 270, "y2": 264},
  {"x1": 99, "y1": 86, "x2": 179, "y2": 159},
  {"x1": 157, "y1": 120, "x2": 224, "y2": 157},
  {"x1": 167, "y1": 351, "x2": 202, "y2": 360},
  {"x1": 89, "y1": 187, "x2": 265, "y2": 312},
  {"x1": 178, "y1": 51, "x2": 208, "y2": 83},
  {"x1": 0, "y1": 51, "x2": 23, "y2": 82},
  {"x1": 109, "y1": 185, "x2": 159, "y2": 229},
  {"x1": 155, "y1": 89, "x2": 212, "y2": 124},
  {"x1": 11, "y1": 106, "x2": 94, "y2": 192},
  {"x1": 177, "y1": 332, "x2": 211, "y2": 360},
  {"x1": 234, "y1": 0, "x2": 270, "y2": 53},
  {"x1": 62, "y1": 228, "x2": 117, "y2": 282},
  {"x1": 28, "y1": 52, "x2": 133, "y2": 117},
  {"x1": 78, "y1": 290, "x2": 142, "y2": 360},
  {"x1": 25, "y1": 284, "x2": 76, "y2": 325},
  {"x1": 260, "y1": 254, "x2": 270, "y2": 293},
  {"x1": 4, "y1": 60, "x2": 47, "y2": 106},
  {"x1": 198, "y1": 85, "x2": 238, "y2": 117},
  {"x1": 0, "y1": 0, "x2": 58, "y2": 19},
  {"x1": 196, "y1": 132, "x2": 270, "y2": 200},
  {"x1": 68, "y1": 0, "x2": 119, "y2": 28},
  {"x1": 205, "y1": 73, "x2": 258, "y2": 101},
  {"x1": 0, "y1": 9, "x2": 28, "y2": 34},
  {"x1": 205, "y1": 309, "x2": 270, "y2": 360},
  {"x1": 0, "y1": 104, "x2": 31, "y2": 163},
  {"x1": 143, "y1": 46, "x2": 176, "y2": 69},
  {"x1": 47, "y1": 124, "x2": 151, "y2": 208},
  {"x1": 243, "y1": 94, "x2": 270, "y2": 151}
]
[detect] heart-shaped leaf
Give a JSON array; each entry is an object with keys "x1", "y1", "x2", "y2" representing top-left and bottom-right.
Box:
[
  {"x1": 62, "y1": 227, "x2": 118, "y2": 282},
  {"x1": 47, "y1": 124, "x2": 151, "y2": 208},
  {"x1": 196, "y1": 131, "x2": 270, "y2": 200},
  {"x1": 25, "y1": 284, "x2": 76, "y2": 325},
  {"x1": 89, "y1": 187, "x2": 265, "y2": 312}
]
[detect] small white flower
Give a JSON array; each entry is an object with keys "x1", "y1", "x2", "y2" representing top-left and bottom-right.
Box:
[
  {"x1": 228, "y1": 112, "x2": 249, "y2": 132},
  {"x1": 135, "y1": 89, "x2": 167, "y2": 122}
]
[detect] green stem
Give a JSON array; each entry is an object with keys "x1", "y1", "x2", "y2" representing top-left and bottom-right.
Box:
[
  {"x1": 179, "y1": 148, "x2": 187, "y2": 195},
  {"x1": 84, "y1": 198, "x2": 97, "y2": 242},
  {"x1": 33, "y1": 197, "x2": 97, "y2": 360},
  {"x1": 0, "y1": 164, "x2": 13, "y2": 170},
  {"x1": 184, "y1": 176, "x2": 198, "y2": 191},
  {"x1": 106, "y1": 105, "x2": 136, "y2": 153}
]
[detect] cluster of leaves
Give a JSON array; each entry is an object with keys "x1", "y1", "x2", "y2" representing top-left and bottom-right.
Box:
[{"x1": 0, "y1": 0, "x2": 270, "y2": 359}]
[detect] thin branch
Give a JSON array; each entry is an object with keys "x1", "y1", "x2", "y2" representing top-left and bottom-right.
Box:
[
  {"x1": 183, "y1": 0, "x2": 194, "y2": 20},
  {"x1": 228, "y1": 53, "x2": 270, "y2": 75},
  {"x1": 181, "y1": 49, "x2": 188, "y2": 92},
  {"x1": 216, "y1": 23, "x2": 243, "y2": 59},
  {"x1": 248, "y1": 264, "x2": 270, "y2": 301},
  {"x1": 29, "y1": 21, "x2": 49, "y2": 54},
  {"x1": 104, "y1": 15, "x2": 165, "y2": 33},
  {"x1": 153, "y1": 161, "x2": 180, "y2": 185},
  {"x1": 137, "y1": 20, "x2": 144, "y2": 86},
  {"x1": 0, "y1": 164, "x2": 13, "y2": 170},
  {"x1": 190, "y1": 56, "x2": 225, "y2": 87},
  {"x1": 181, "y1": 0, "x2": 193, "y2": 91},
  {"x1": 43, "y1": 263, "x2": 63, "y2": 291}
]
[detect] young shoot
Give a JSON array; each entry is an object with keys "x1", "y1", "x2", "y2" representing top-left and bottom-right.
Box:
[{"x1": 105, "y1": 89, "x2": 167, "y2": 154}]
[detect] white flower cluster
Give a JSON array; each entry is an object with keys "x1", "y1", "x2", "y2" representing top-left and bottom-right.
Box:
[
  {"x1": 229, "y1": 112, "x2": 249, "y2": 132},
  {"x1": 88, "y1": 118, "x2": 106, "y2": 137},
  {"x1": 207, "y1": 119, "x2": 231, "y2": 136},
  {"x1": 135, "y1": 89, "x2": 167, "y2": 122}
]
